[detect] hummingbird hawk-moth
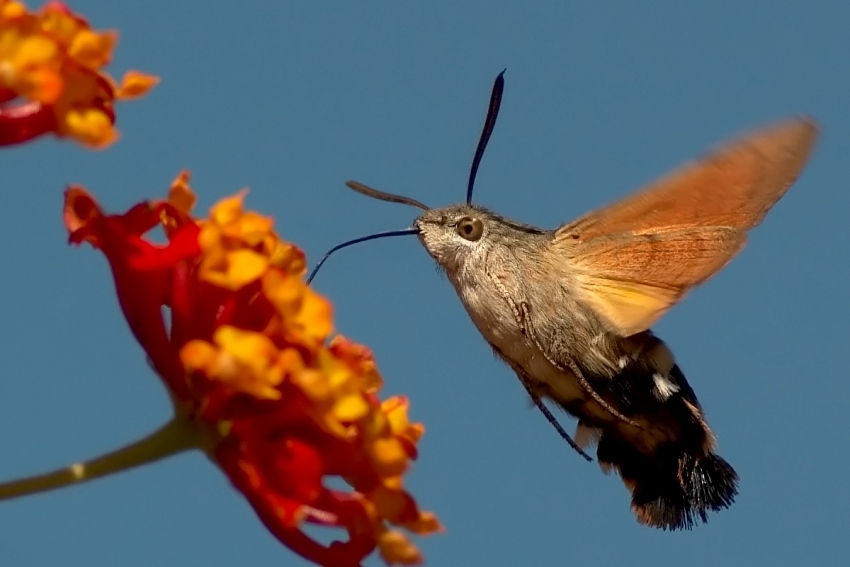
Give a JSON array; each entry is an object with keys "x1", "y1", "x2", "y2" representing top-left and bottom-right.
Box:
[{"x1": 309, "y1": 72, "x2": 818, "y2": 530}]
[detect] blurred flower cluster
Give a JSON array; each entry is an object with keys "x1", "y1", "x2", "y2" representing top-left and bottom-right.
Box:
[
  {"x1": 1, "y1": 2, "x2": 439, "y2": 566},
  {"x1": 0, "y1": 0, "x2": 157, "y2": 147}
]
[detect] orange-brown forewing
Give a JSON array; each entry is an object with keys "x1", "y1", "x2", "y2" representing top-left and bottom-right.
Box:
[{"x1": 553, "y1": 117, "x2": 818, "y2": 336}]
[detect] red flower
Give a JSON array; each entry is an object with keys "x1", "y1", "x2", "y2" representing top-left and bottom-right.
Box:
[{"x1": 58, "y1": 171, "x2": 442, "y2": 565}]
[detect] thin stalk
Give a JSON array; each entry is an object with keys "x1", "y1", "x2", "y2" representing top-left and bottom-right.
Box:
[{"x1": 0, "y1": 414, "x2": 200, "y2": 501}]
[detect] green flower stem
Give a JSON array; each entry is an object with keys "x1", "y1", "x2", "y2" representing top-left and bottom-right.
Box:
[{"x1": 0, "y1": 414, "x2": 200, "y2": 501}]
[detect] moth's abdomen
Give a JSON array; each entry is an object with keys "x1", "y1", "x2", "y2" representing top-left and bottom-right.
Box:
[{"x1": 593, "y1": 364, "x2": 739, "y2": 530}]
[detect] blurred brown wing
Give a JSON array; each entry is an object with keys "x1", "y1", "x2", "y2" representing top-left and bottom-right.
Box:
[
  {"x1": 559, "y1": 117, "x2": 818, "y2": 240},
  {"x1": 553, "y1": 117, "x2": 818, "y2": 336}
]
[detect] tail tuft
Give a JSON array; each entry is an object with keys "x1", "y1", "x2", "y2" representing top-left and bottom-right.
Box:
[
  {"x1": 683, "y1": 453, "x2": 739, "y2": 516},
  {"x1": 598, "y1": 436, "x2": 739, "y2": 530}
]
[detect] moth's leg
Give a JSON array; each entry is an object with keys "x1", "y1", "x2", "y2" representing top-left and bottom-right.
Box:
[
  {"x1": 518, "y1": 302, "x2": 643, "y2": 430},
  {"x1": 491, "y1": 344, "x2": 592, "y2": 462}
]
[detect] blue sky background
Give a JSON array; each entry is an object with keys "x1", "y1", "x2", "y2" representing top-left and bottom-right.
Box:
[{"x1": 2, "y1": 1, "x2": 849, "y2": 565}]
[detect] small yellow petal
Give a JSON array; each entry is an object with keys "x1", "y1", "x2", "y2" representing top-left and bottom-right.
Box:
[
  {"x1": 15, "y1": 35, "x2": 57, "y2": 66},
  {"x1": 167, "y1": 170, "x2": 196, "y2": 214},
  {"x1": 263, "y1": 270, "x2": 303, "y2": 311},
  {"x1": 215, "y1": 327, "x2": 276, "y2": 368},
  {"x1": 116, "y1": 70, "x2": 159, "y2": 99},
  {"x1": 406, "y1": 423, "x2": 425, "y2": 444},
  {"x1": 294, "y1": 289, "x2": 333, "y2": 343},
  {"x1": 403, "y1": 511, "x2": 444, "y2": 535},
  {"x1": 1, "y1": 2, "x2": 27, "y2": 19},
  {"x1": 180, "y1": 340, "x2": 218, "y2": 371},
  {"x1": 371, "y1": 438, "x2": 408, "y2": 477},
  {"x1": 62, "y1": 108, "x2": 117, "y2": 148},
  {"x1": 382, "y1": 397, "x2": 409, "y2": 431},
  {"x1": 226, "y1": 249, "x2": 269, "y2": 286},
  {"x1": 197, "y1": 224, "x2": 222, "y2": 251},
  {"x1": 332, "y1": 393, "x2": 369, "y2": 422},
  {"x1": 235, "y1": 211, "x2": 275, "y2": 245},
  {"x1": 320, "y1": 353, "x2": 352, "y2": 389},
  {"x1": 68, "y1": 29, "x2": 116, "y2": 69},
  {"x1": 378, "y1": 530, "x2": 422, "y2": 565},
  {"x1": 291, "y1": 368, "x2": 332, "y2": 402},
  {"x1": 210, "y1": 191, "x2": 247, "y2": 226}
]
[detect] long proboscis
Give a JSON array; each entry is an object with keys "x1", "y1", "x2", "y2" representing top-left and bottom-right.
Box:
[
  {"x1": 345, "y1": 180, "x2": 430, "y2": 211},
  {"x1": 305, "y1": 181, "x2": 428, "y2": 283},
  {"x1": 306, "y1": 228, "x2": 420, "y2": 284}
]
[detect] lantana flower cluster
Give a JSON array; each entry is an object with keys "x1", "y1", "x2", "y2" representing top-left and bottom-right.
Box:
[
  {"x1": 0, "y1": 0, "x2": 157, "y2": 147},
  {"x1": 59, "y1": 172, "x2": 441, "y2": 565}
]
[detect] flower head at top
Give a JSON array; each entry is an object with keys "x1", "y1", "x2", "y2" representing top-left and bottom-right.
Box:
[
  {"x1": 59, "y1": 171, "x2": 442, "y2": 565},
  {"x1": 0, "y1": 0, "x2": 157, "y2": 148}
]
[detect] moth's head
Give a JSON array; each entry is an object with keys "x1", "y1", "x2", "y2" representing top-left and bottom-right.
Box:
[
  {"x1": 414, "y1": 204, "x2": 546, "y2": 273},
  {"x1": 307, "y1": 71, "x2": 510, "y2": 285},
  {"x1": 413, "y1": 204, "x2": 490, "y2": 272}
]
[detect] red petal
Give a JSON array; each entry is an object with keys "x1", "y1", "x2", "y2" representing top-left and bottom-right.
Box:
[
  {"x1": 63, "y1": 190, "x2": 191, "y2": 399},
  {"x1": 215, "y1": 442, "x2": 372, "y2": 566},
  {"x1": 0, "y1": 103, "x2": 57, "y2": 147}
]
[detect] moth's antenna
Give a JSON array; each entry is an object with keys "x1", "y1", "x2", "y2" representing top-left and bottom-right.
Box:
[
  {"x1": 345, "y1": 180, "x2": 429, "y2": 211},
  {"x1": 307, "y1": 228, "x2": 420, "y2": 284},
  {"x1": 467, "y1": 69, "x2": 506, "y2": 204}
]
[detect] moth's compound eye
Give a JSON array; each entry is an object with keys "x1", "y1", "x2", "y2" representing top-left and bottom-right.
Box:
[{"x1": 456, "y1": 217, "x2": 484, "y2": 241}]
